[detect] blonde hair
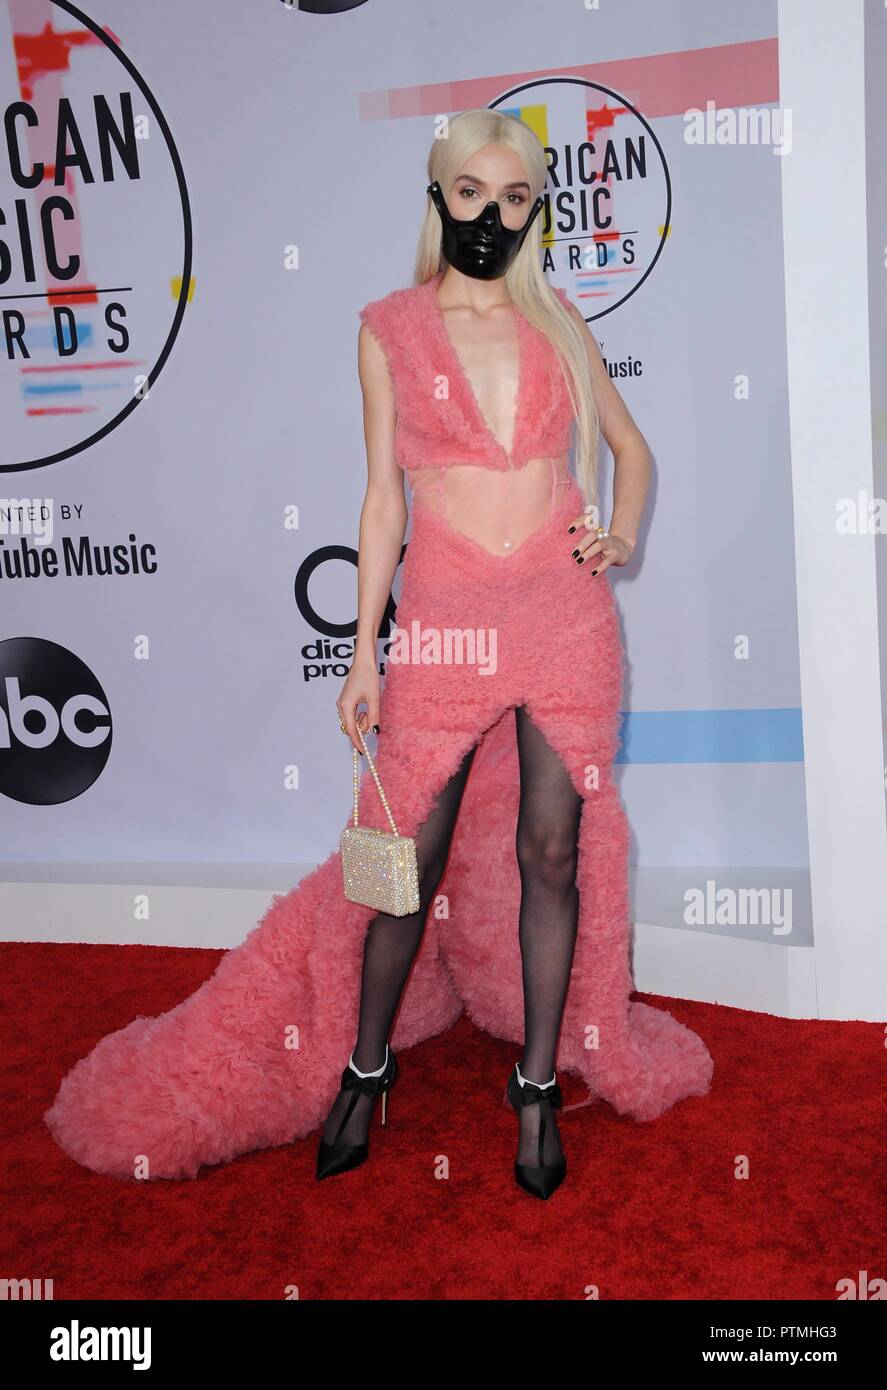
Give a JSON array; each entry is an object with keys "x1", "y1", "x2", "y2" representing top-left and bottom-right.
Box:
[{"x1": 413, "y1": 109, "x2": 602, "y2": 511}]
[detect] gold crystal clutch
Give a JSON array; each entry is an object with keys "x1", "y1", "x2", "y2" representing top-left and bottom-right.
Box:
[{"x1": 340, "y1": 725, "x2": 420, "y2": 917}]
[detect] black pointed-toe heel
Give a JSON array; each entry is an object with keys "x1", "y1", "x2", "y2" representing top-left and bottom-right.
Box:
[
  {"x1": 505, "y1": 1064, "x2": 567, "y2": 1200},
  {"x1": 316, "y1": 1046, "x2": 397, "y2": 1182}
]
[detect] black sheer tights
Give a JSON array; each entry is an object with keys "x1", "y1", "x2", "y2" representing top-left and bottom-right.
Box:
[
  {"x1": 513, "y1": 704, "x2": 582, "y2": 1165},
  {"x1": 321, "y1": 739, "x2": 478, "y2": 1147},
  {"x1": 322, "y1": 706, "x2": 583, "y2": 1167}
]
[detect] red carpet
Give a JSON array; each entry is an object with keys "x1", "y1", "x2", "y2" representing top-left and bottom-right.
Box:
[{"x1": 4, "y1": 941, "x2": 883, "y2": 1301}]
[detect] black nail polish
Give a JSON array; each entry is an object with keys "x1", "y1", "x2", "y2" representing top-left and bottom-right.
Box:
[
  {"x1": 568, "y1": 525, "x2": 576, "y2": 534},
  {"x1": 591, "y1": 569, "x2": 598, "y2": 576},
  {"x1": 571, "y1": 549, "x2": 579, "y2": 558},
  {"x1": 372, "y1": 724, "x2": 380, "y2": 733},
  {"x1": 577, "y1": 556, "x2": 584, "y2": 564}
]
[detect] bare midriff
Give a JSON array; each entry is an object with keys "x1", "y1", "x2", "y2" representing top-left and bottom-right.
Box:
[{"x1": 406, "y1": 454, "x2": 573, "y2": 557}]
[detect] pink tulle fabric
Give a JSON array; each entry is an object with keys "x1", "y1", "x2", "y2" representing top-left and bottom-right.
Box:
[
  {"x1": 42, "y1": 274, "x2": 714, "y2": 1183},
  {"x1": 360, "y1": 272, "x2": 574, "y2": 469},
  {"x1": 380, "y1": 271, "x2": 577, "y2": 555},
  {"x1": 407, "y1": 456, "x2": 574, "y2": 556}
]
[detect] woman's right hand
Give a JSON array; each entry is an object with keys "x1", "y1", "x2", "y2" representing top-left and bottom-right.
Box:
[{"x1": 337, "y1": 651, "x2": 381, "y2": 755}]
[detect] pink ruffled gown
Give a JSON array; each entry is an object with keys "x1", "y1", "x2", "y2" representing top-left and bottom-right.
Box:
[{"x1": 44, "y1": 271, "x2": 713, "y2": 1180}]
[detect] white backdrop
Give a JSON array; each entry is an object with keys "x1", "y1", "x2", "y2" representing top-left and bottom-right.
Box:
[{"x1": 1, "y1": 0, "x2": 884, "y2": 1023}]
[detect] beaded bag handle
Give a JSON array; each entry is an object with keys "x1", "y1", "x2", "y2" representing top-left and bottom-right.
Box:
[{"x1": 351, "y1": 725, "x2": 401, "y2": 837}]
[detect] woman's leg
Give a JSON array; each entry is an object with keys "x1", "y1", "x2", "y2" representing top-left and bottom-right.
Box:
[
  {"x1": 321, "y1": 741, "x2": 478, "y2": 1146},
  {"x1": 513, "y1": 703, "x2": 583, "y2": 1165}
]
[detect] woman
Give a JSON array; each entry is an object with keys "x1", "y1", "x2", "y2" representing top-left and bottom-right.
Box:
[{"x1": 44, "y1": 111, "x2": 713, "y2": 1199}]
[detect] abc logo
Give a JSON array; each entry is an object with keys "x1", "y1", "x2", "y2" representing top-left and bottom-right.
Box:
[{"x1": 0, "y1": 638, "x2": 112, "y2": 805}]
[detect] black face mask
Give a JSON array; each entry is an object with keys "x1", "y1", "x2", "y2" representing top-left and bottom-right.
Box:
[{"x1": 426, "y1": 180, "x2": 544, "y2": 281}]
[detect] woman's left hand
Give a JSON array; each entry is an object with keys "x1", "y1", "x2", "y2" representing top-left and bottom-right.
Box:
[{"x1": 566, "y1": 514, "x2": 635, "y2": 576}]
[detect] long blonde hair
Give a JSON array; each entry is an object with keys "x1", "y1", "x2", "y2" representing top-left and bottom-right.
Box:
[{"x1": 413, "y1": 109, "x2": 601, "y2": 511}]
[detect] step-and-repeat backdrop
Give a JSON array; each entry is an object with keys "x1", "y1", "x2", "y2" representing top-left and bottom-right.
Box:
[{"x1": 1, "y1": 0, "x2": 872, "y2": 1016}]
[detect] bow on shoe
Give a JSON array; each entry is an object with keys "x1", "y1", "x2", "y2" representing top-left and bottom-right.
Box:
[
  {"x1": 340, "y1": 1066, "x2": 386, "y2": 1100},
  {"x1": 518, "y1": 1081, "x2": 563, "y2": 1110}
]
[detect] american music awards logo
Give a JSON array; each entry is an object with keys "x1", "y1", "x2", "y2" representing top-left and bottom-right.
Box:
[
  {"x1": 1, "y1": 0, "x2": 191, "y2": 473},
  {"x1": 490, "y1": 76, "x2": 671, "y2": 321}
]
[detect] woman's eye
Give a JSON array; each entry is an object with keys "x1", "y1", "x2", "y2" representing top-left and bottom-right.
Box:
[{"x1": 457, "y1": 186, "x2": 527, "y2": 206}]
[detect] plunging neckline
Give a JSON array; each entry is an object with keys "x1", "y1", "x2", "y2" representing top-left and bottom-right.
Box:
[{"x1": 428, "y1": 272, "x2": 524, "y2": 467}]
